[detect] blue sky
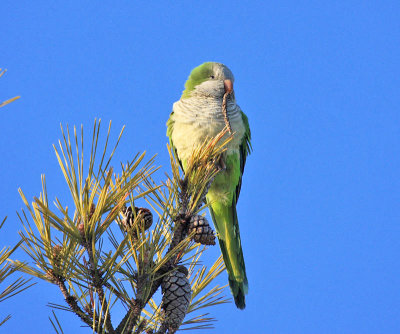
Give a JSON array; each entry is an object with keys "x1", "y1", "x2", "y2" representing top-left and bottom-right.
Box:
[{"x1": 1, "y1": 1, "x2": 400, "y2": 333}]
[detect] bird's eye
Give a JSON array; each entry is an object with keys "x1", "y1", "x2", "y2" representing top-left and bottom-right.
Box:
[{"x1": 210, "y1": 75, "x2": 215, "y2": 79}]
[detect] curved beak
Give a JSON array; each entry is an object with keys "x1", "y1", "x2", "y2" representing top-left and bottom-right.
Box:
[{"x1": 224, "y1": 79, "x2": 233, "y2": 94}]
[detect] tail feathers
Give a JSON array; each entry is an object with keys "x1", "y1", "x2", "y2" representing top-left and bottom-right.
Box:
[
  {"x1": 229, "y1": 277, "x2": 247, "y2": 309},
  {"x1": 218, "y1": 237, "x2": 248, "y2": 309},
  {"x1": 210, "y1": 202, "x2": 248, "y2": 309}
]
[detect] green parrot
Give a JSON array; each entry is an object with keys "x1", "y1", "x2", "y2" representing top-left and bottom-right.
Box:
[{"x1": 166, "y1": 62, "x2": 252, "y2": 309}]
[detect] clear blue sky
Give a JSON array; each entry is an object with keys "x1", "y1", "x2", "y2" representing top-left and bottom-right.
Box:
[{"x1": 1, "y1": 1, "x2": 400, "y2": 333}]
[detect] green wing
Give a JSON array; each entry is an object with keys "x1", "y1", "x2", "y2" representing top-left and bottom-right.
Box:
[
  {"x1": 207, "y1": 111, "x2": 251, "y2": 309},
  {"x1": 166, "y1": 112, "x2": 184, "y2": 170},
  {"x1": 166, "y1": 111, "x2": 175, "y2": 148},
  {"x1": 235, "y1": 110, "x2": 252, "y2": 202}
]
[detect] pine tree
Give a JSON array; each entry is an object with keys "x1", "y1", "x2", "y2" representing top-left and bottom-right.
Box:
[{"x1": 11, "y1": 120, "x2": 232, "y2": 333}]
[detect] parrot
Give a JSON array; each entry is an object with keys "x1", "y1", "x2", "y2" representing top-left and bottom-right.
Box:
[{"x1": 166, "y1": 62, "x2": 252, "y2": 309}]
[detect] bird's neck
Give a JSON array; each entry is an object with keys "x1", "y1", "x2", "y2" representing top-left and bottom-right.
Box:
[{"x1": 173, "y1": 95, "x2": 241, "y2": 123}]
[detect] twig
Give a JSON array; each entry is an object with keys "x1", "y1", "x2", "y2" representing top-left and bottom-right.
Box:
[
  {"x1": 115, "y1": 300, "x2": 142, "y2": 334},
  {"x1": 222, "y1": 92, "x2": 232, "y2": 134},
  {"x1": 51, "y1": 272, "x2": 98, "y2": 330},
  {"x1": 83, "y1": 241, "x2": 115, "y2": 333}
]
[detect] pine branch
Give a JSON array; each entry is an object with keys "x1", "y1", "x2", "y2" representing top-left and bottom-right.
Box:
[
  {"x1": 14, "y1": 120, "x2": 231, "y2": 333},
  {"x1": 49, "y1": 270, "x2": 96, "y2": 329},
  {"x1": 115, "y1": 187, "x2": 195, "y2": 332},
  {"x1": 84, "y1": 242, "x2": 115, "y2": 333}
]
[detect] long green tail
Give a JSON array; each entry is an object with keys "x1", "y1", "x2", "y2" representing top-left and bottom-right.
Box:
[{"x1": 209, "y1": 200, "x2": 248, "y2": 309}]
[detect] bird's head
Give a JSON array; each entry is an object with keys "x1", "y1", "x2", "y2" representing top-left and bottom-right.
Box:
[{"x1": 181, "y1": 62, "x2": 235, "y2": 99}]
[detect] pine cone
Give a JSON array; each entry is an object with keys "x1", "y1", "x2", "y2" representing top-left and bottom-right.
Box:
[
  {"x1": 188, "y1": 215, "x2": 215, "y2": 245},
  {"x1": 136, "y1": 207, "x2": 153, "y2": 230},
  {"x1": 161, "y1": 268, "x2": 191, "y2": 332},
  {"x1": 122, "y1": 206, "x2": 153, "y2": 232}
]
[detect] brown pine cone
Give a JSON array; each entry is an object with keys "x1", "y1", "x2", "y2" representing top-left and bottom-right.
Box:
[
  {"x1": 121, "y1": 206, "x2": 153, "y2": 232},
  {"x1": 136, "y1": 207, "x2": 153, "y2": 230},
  {"x1": 161, "y1": 268, "x2": 191, "y2": 332},
  {"x1": 188, "y1": 215, "x2": 215, "y2": 245}
]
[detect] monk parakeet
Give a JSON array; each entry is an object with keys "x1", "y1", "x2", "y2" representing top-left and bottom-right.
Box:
[{"x1": 166, "y1": 62, "x2": 252, "y2": 309}]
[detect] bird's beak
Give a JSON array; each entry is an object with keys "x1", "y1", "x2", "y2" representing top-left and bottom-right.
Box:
[{"x1": 224, "y1": 79, "x2": 233, "y2": 94}]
